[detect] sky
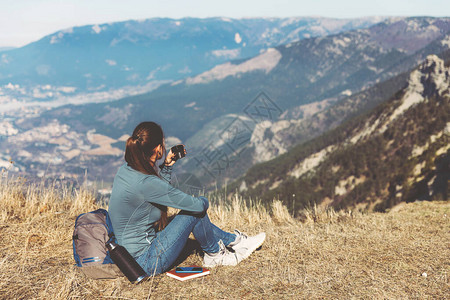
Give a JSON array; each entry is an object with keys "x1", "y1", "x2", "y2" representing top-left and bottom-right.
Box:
[{"x1": 1, "y1": 0, "x2": 450, "y2": 48}]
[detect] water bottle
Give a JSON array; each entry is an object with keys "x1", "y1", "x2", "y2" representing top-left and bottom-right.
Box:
[{"x1": 106, "y1": 241, "x2": 148, "y2": 284}]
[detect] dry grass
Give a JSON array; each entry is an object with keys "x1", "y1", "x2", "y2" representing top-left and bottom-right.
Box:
[{"x1": 0, "y1": 176, "x2": 448, "y2": 299}]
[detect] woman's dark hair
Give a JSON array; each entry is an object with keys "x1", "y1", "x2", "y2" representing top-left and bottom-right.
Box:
[{"x1": 125, "y1": 121, "x2": 168, "y2": 230}]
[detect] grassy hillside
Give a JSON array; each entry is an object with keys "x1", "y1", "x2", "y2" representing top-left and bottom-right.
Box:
[{"x1": 0, "y1": 176, "x2": 448, "y2": 299}]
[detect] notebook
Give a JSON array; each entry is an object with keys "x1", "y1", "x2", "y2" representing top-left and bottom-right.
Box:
[{"x1": 166, "y1": 266, "x2": 210, "y2": 281}]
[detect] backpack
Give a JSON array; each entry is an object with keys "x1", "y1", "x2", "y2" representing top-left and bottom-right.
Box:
[{"x1": 72, "y1": 208, "x2": 123, "y2": 279}]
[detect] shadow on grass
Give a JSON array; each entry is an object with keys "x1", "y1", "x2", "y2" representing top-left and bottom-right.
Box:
[{"x1": 170, "y1": 238, "x2": 203, "y2": 267}]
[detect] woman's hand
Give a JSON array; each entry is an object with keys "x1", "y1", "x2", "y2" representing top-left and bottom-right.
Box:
[
  {"x1": 164, "y1": 145, "x2": 186, "y2": 167},
  {"x1": 164, "y1": 149, "x2": 176, "y2": 167}
]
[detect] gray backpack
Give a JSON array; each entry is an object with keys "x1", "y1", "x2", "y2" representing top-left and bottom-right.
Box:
[{"x1": 72, "y1": 209, "x2": 122, "y2": 279}]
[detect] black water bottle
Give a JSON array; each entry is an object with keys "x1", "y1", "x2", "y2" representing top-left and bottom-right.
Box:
[{"x1": 106, "y1": 241, "x2": 148, "y2": 284}]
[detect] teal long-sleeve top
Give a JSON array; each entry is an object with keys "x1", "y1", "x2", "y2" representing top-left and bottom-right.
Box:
[{"x1": 108, "y1": 163, "x2": 207, "y2": 258}]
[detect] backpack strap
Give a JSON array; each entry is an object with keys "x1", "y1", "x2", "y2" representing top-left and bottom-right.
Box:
[{"x1": 96, "y1": 208, "x2": 117, "y2": 244}]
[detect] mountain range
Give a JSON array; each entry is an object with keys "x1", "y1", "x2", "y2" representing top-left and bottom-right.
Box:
[
  {"x1": 230, "y1": 54, "x2": 449, "y2": 213},
  {"x1": 0, "y1": 16, "x2": 384, "y2": 114},
  {"x1": 0, "y1": 17, "x2": 449, "y2": 208}
]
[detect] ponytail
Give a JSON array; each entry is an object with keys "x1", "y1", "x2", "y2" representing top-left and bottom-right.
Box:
[{"x1": 124, "y1": 122, "x2": 168, "y2": 230}]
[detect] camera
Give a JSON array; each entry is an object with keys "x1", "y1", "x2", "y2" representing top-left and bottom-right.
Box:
[{"x1": 171, "y1": 144, "x2": 185, "y2": 161}]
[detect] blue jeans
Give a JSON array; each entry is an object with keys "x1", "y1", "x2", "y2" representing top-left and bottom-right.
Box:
[{"x1": 135, "y1": 198, "x2": 236, "y2": 275}]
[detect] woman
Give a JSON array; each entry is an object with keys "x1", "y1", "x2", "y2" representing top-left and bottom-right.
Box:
[{"x1": 108, "y1": 121, "x2": 265, "y2": 275}]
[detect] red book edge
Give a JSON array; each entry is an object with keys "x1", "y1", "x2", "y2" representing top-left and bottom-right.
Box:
[{"x1": 166, "y1": 266, "x2": 210, "y2": 281}]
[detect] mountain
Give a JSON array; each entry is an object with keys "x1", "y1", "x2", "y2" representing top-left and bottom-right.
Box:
[
  {"x1": 0, "y1": 47, "x2": 15, "y2": 52},
  {"x1": 230, "y1": 54, "x2": 449, "y2": 213},
  {"x1": 176, "y1": 17, "x2": 450, "y2": 188},
  {"x1": 2, "y1": 17, "x2": 450, "y2": 187},
  {"x1": 0, "y1": 16, "x2": 383, "y2": 114}
]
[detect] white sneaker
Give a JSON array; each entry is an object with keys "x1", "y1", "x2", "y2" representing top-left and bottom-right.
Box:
[
  {"x1": 228, "y1": 230, "x2": 266, "y2": 260},
  {"x1": 203, "y1": 240, "x2": 240, "y2": 268}
]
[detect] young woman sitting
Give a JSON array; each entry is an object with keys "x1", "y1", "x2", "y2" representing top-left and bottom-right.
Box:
[{"x1": 108, "y1": 121, "x2": 265, "y2": 275}]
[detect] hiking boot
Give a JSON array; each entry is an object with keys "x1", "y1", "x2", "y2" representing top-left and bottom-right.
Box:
[
  {"x1": 203, "y1": 240, "x2": 240, "y2": 267},
  {"x1": 228, "y1": 229, "x2": 266, "y2": 260}
]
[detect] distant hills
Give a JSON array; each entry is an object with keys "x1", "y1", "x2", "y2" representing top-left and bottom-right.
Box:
[
  {"x1": 0, "y1": 17, "x2": 383, "y2": 92},
  {"x1": 1, "y1": 17, "x2": 449, "y2": 198},
  {"x1": 230, "y1": 54, "x2": 449, "y2": 213}
]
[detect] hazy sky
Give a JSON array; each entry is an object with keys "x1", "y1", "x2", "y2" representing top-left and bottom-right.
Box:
[{"x1": 1, "y1": 0, "x2": 450, "y2": 47}]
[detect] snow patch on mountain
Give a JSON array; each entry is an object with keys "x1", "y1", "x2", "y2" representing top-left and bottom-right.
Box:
[
  {"x1": 211, "y1": 49, "x2": 241, "y2": 59},
  {"x1": 410, "y1": 123, "x2": 450, "y2": 158},
  {"x1": 50, "y1": 28, "x2": 73, "y2": 44},
  {"x1": 334, "y1": 37, "x2": 351, "y2": 48},
  {"x1": 341, "y1": 89, "x2": 352, "y2": 96},
  {"x1": 92, "y1": 24, "x2": 102, "y2": 34},
  {"x1": 410, "y1": 143, "x2": 428, "y2": 158},
  {"x1": 368, "y1": 65, "x2": 383, "y2": 74},
  {"x1": 441, "y1": 35, "x2": 450, "y2": 48},
  {"x1": 351, "y1": 55, "x2": 449, "y2": 143},
  {"x1": 184, "y1": 101, "x2": 196, "y2": 108},
  {"x1": 280, "y1": 17, "x2": 302, "y2": 27},
  {"x1": 235, "y1": 33, "x2": 242, "y2": 44},
  {"x1": 85, "y1": 130, "x2": 122, "y2": 156},
  {"x1": 435, "y1": 138, "x2": 450, "y2": 156},
  {"x1": 427, "y1": 57, "x2": 450, "y2": 95},
  {"x1": 0, "y1": 81, "x2": 167, "y2": 115},
  {"x1": 9, "y1": 120, "x2": 69, "y2": 144},
  {"x1": 186, "y1": 48, "x2": 282, "y2": 85},
  {"x1": 380, "y1": 75, "x2": 424, "y2": 132},
  {"x1": 350, "y1": 118, "x2": 382, "y2": 144},
  {"x1": 250, "y1": 120, "x2": 290, "y2": 163},
  {"x1": 4, "y1": 83, "x2": 20, "y2": 90},
  {"x1": 50, "y1": 33, "x2": 63, "y2": 44},
  {"x1": 0, "y1": 158, "x2": 16, "y2": 171},
  {"x1": 335, "y1": 175, "x2": 366, "y2": 196},
  {"x1": 32, "y1": 87, "x2": 54, "y2": 99},
  {"x1": 381, "y1": 55, "x2": 448, "y2": 132},
  {"x1": 0, "y1": 120, "x2": 18, "y2": 136},
  {"x1": 289, "y1": 145, "x2": 336, "y2": 178}
]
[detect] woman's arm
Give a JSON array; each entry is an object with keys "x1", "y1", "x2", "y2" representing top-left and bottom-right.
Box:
[
  {"x1": 159, "y1": 165, "x2": 173, "y2": 183},
  {"x1": 139, "y1": 175, "x2": 207, "y2": 213},
  {"x1": 158, "y1": 145, "x2": 181, "y2": 183}
]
